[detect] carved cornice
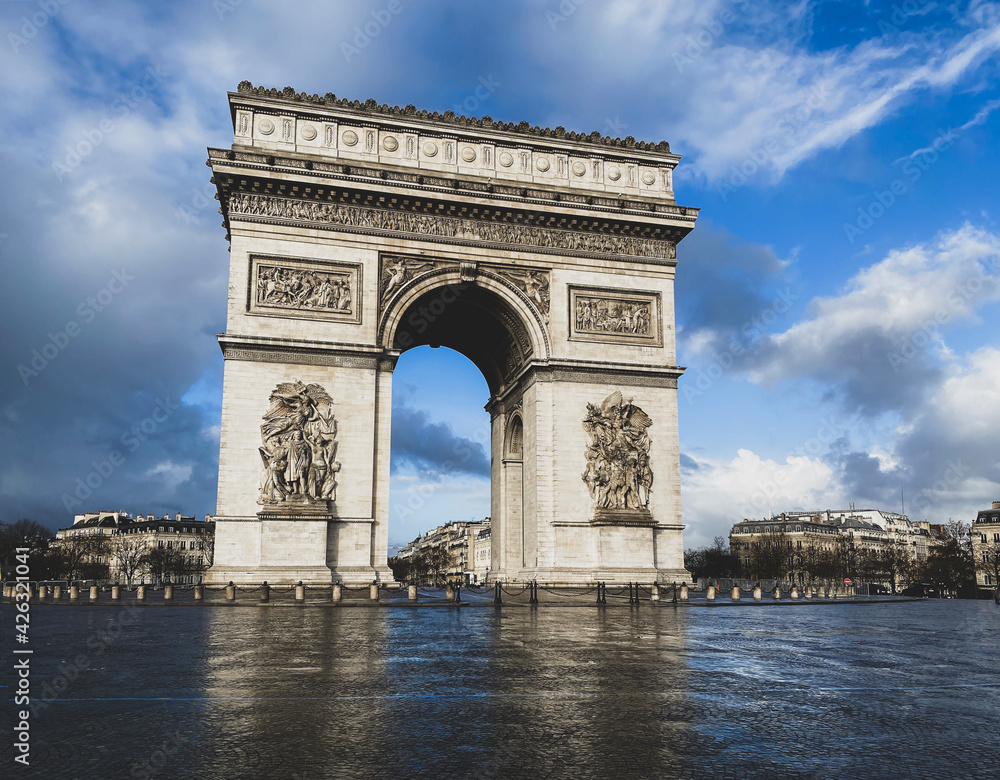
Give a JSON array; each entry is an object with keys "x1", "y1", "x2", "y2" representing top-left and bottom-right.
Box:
[
  {"x1": 235, "y1": 81, "x2": 671, "y2": 153},
  {"x1": 225, "y1": 191, "x2": 677, "y2": 262},
  {"x1": 208, "y1": 147, "x2": 698, "y2": 225},
  {"x1": 218, "y1": 335, "x2": 380, "y2": 369}
]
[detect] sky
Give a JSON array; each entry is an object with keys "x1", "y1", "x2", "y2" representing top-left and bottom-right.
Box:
[{"x1": 1, "y1": 0, "x2": 998, "y2": 549}]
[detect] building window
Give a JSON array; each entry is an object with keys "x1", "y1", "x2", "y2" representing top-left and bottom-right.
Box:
[
  {"x1": 180, "y1": 541, "x2": 186, "y2": 550},
  {"x1": 167, "y1": 541, "x2": 173, "y2": 549},
  {"x1": 157, "y1": 540, "x2": 164, "y2": 548}
]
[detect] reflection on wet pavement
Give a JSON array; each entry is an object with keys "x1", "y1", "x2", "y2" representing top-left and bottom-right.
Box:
[{"x1": 8, "y1": 601, "x2": 1000, "y2": 779}]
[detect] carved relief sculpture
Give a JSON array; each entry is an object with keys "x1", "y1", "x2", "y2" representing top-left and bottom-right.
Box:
[
  {"x1": 581, "y1": 391, "x2": 653, "y2": 513},
  {"x1": 576, "y1": 296, "x2": 651, "y2": 336},
  {"x1": 499, "y1": 268, "x2": 550, "y2": 322},
  {"x1": 379, "y1": 256, "x2": 435, "y2": 309},
  {"x1": 258, "y1": 380, "x2": 341, "y2": 505},
  {"x1": 256, "y1": 264, "x2": 353, "y2": 314},
  {"x1": 228, "y1": 193, "x2": 677, "y2": 260}
]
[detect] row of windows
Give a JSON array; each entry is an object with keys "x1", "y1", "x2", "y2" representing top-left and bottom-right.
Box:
[
  {"x1": 979, "y1": 533, "x2": 1000, "y2": 543},
  {"x1": 155, "y1": 540, "x2": 206, "y2": 550}
]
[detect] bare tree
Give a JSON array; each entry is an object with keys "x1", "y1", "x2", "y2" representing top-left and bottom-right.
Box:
[
  {"x1": 113, "y1": 535, "x2": 149, "y2": 586},
  {"x1": 56, "y1": 534, "x2": 112, "y2": 581}
]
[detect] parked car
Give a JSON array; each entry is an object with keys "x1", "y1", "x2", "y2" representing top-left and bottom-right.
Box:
[{"x1": 902, "y1": 583, "x2": 939, "y2": 598}]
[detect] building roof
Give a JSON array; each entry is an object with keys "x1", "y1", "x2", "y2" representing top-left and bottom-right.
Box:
[{"x1": 233, "y1": 81, "x2": 672, "y2": 154}]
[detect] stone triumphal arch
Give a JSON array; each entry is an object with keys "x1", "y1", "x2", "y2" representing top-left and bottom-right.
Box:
[{"x1": 204, "y1": 82, "x2": 698, "y2": 586}]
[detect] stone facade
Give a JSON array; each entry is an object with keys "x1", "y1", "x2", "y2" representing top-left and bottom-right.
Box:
[
  {"x1": 205, "y1": 82, "x2": 697, "y2": 586},
  {"x1": 729, "y1": 508, "x2": 941, "y2": 588},
  {"x1": 973, "y1": 500, "x2": 1000, "y2": 589},
  {"x1": 53, "y1": 511, "x2": 215, "y2": 584}
]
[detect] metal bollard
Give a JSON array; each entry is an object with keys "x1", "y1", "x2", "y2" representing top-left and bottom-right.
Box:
[
  {"x1": 164, "y1": 584, "x2": 174, "y2": 601},
  {"x1": 790, "y1": 586, "x2": 800, "y2": 600},
  {"x1": 772, "y1": 586, "x2": 782, "y2": 600},
  {"x1": 39, "y1": 585, "x2": 48, "y2": 599},
  {"x1": 706, "y1": 585, "x2": 716, "y2": 601},
  {"x1": 805, "y1": 587, "x2": 814, "y2": 600},
  {"x1": 369, "y1": 582, "x2": 380, "y2": 601},
  {"x1": 817, "y1": 585, "x2": 826, "y2": 599},
  {"x1": 137, "y1": 585, "x2": 146, "y2": 601},
  {"x1": 89, "y1": 585, "x2": 99, "y2": 602},
  {"x1": 111, "y1": 585, "x2": 121, "y2": 600},
  {"x1": 651, "y1": 583, "x2": 660, "y2": 602},
  {"x1": 332, "y1": 583, "x2": 342, "y2": 603},
  {"x1": 70, "y1": 584, "x2": 80, "y2": 601},
  {"x1": 260, "y1": 582, "x2": 270, "y2": 603},
  {"x1": 679, "y1": 583, "x2": 689, "y2": 602},
  {"x1": 731, "y1": 586, "x2": 741, "y2": 601},
  {"x1": 225, "y1": 583, "x2": 235, "y2": 602},
  {"x1": 753, "y1": 585, "x2": 763, "y2": 600},
  {"x1": 194, "y1": 585, "x2": 204, "y2": 601},
  {"x1": 408, "y1": 584, "x2": 418, "y2": 601},
  {"x1": 295, "y1": 582, "x2": 305, "y2": 603},
  {"x1": 53, "y1": 584, "x2": 63, "y2": 600}
]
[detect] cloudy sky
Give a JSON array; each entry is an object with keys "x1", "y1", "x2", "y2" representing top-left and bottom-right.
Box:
[{"x1": 1, "y1": 0, "x2": 998, "y2": 548}]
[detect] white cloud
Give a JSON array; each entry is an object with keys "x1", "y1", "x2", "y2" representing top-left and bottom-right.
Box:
[
  {"x1": 750, "y1": 223, "x2": 1000, "y2": 386},
  {"x1": 145, "y1": 461, "x2": 194, "y2": 491},
  {"x1": 683, "y1": 448, "x2": 844, "y2": 546},
  {"x1": 527, "y1": 0, "x2": 1000, "y2": 181}
]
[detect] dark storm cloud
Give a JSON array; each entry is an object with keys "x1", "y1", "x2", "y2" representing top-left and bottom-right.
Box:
[
  {"x1": 674, "y1": 221, "x2": 794, "y2": 353},
  {"x1": 680, "y1": 453, "x2": 701, "y2": 474},
  {"x1": 751, "y1": 326, "x2": 944, "y2": 417},
  {"x1": 390, "y1": 404, "x2": 490, "y2": 478}
]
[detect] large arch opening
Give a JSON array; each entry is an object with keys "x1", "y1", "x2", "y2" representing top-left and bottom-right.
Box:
[{"x1": 381, "y1": 276, "x2": 544, "y2": 585}]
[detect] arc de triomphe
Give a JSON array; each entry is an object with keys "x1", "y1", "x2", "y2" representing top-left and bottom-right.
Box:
[{"x1": 204, "y1": 82, "x2": 697, "y2": 586}]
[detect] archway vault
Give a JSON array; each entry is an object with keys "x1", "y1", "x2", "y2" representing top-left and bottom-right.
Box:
[
  {"x1": 205, "y1": 82, "x2": 697, "y2": 587},
  {"x1": 379, "y1": 264, "x2": 551, "y2": 396}
]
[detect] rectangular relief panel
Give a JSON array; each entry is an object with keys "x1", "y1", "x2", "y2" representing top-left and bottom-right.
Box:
[
  {"x1": 248, "y1": 254, "x2": 362, "y2": 324},
  {"x1": 568, "y1": 285, "x2": 662, "y2": 347}
]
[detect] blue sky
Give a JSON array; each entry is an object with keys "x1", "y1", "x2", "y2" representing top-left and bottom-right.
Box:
[{"x1": 1, "y1": 0, "x2": 998, "y2": 548}]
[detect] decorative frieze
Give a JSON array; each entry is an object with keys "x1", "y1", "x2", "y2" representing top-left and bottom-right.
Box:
[
  {"x1": 582, "y1": 391, "x2": 653, "y2": 517},
  {"x1": 569, "y1": 285, "x2": 662, "y2": 347},
  {"x1": 227, "y1": 192, "x2": 676, "y2": 260},
  {"x1": 250, "y1": 255, "x2": 361, "y2": 323}
]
